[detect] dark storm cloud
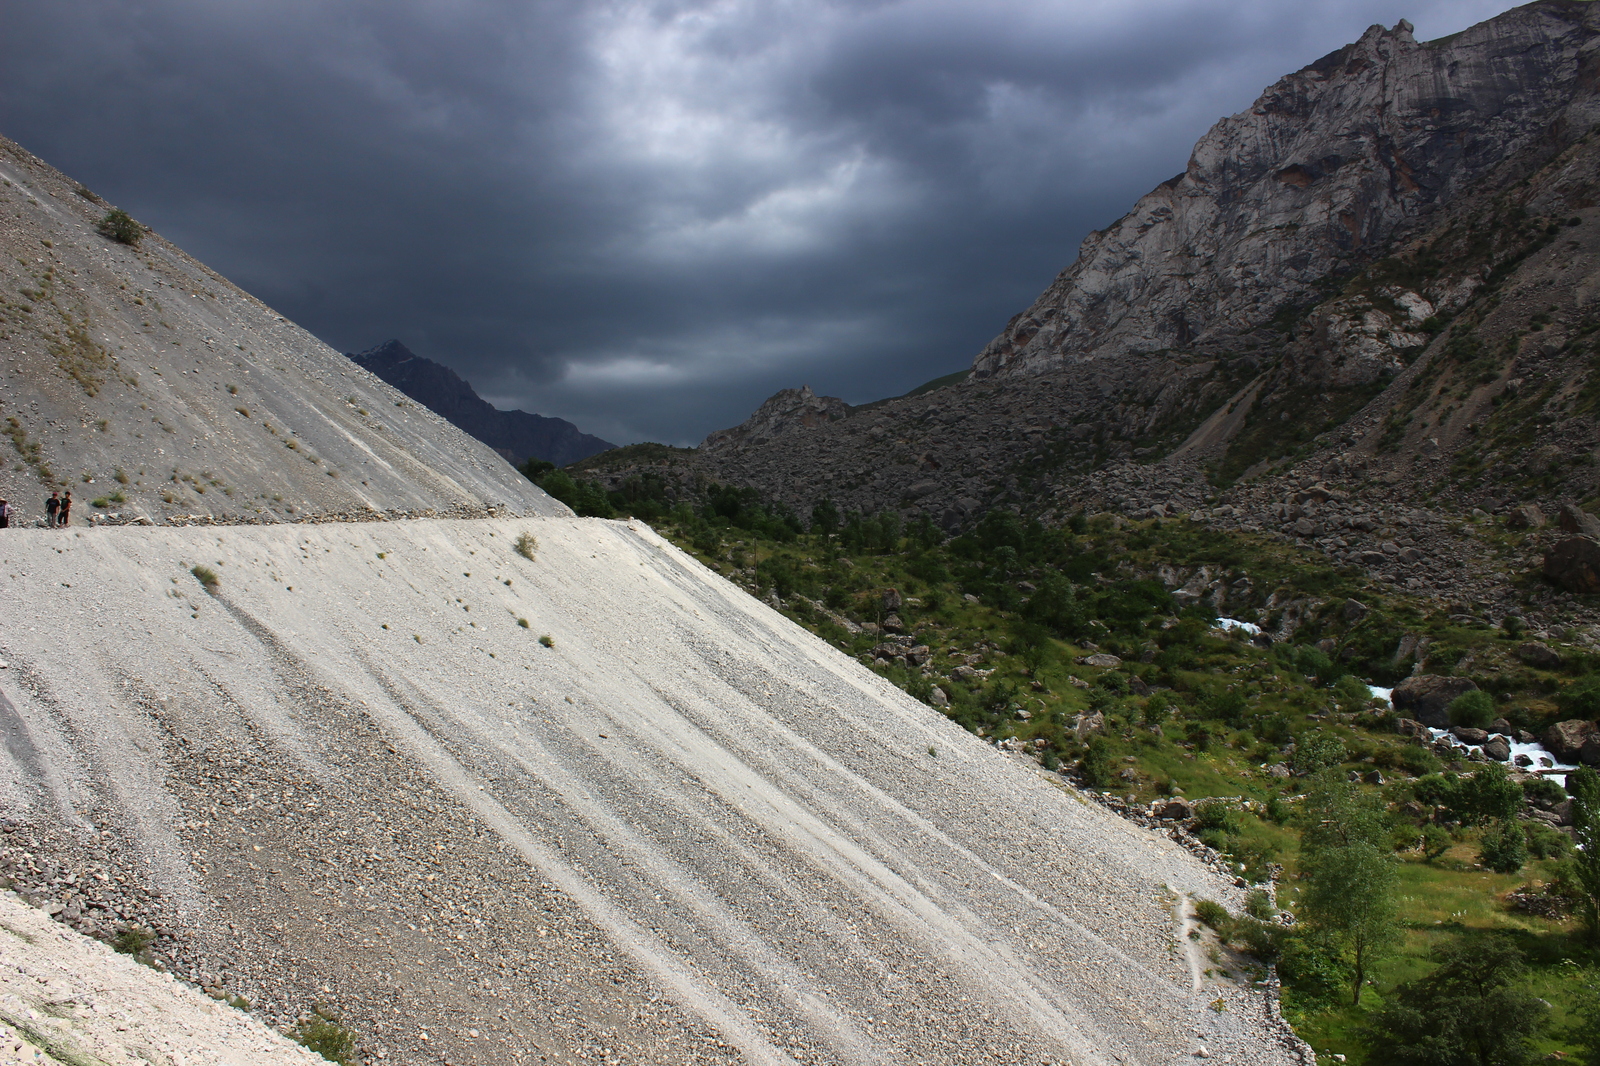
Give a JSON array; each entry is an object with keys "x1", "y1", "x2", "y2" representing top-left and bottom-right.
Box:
[{"x1": 0, "y1": 0, "x2": 1523, "y2": 445}]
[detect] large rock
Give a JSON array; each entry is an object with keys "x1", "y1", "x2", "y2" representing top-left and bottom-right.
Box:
[
  {"x1": 1516, "y1": 642, "x2": 1563, "y2": 669},
  {"x1": 1505, "y1": 503, "x2": 1546, "y2": 530},
  {"x1": 1559, "y1": 502, "x2": 1600, "y2": 540},
  {"x1": 1392, "y1": 675, "x2": 1479, "y2": 729},
  {"x1": 1542, "y1": 719, "x2": 1600, "y2": 763},
  {"x1": 1452, "y1": 726, "x2": 1489, "y2": 746},
  {"x1": 1483, "y1": 735, "x2": 1512, "y2": 762},
  {"x1": 1543, "y1": 538, "x2": 1600, "y2": 593}
]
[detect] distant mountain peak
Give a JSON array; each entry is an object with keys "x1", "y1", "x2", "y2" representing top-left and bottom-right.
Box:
[{"x1": 347, "y1": 341, "x2": 614, "y2": 467}]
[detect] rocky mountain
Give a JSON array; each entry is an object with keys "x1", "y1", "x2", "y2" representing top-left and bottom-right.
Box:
[
  {"x1": 0, "y1": 135, "x2": 1300, "y2": 1065},
  {"x1": 0, "y1": 136, "x2": 563, "y2": 524},
  {"x1": 348, "y1": 339, "x2": 614, "y2": 467},
  {"x1": 577, "y1": 2, "x2": 1600, "y2": 612}
]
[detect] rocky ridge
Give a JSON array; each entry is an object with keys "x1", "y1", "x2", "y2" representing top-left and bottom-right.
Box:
[
  {"x1": 578, "y1": 2, "x2": 1600, "y2": 627},
  {"x1": 348, "y1": 339, "x2": 614, "y2": 468}
]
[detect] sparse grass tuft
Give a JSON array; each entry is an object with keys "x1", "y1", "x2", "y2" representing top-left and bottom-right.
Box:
[
  {"x1": 514, "y1": 532, "x2": 539, "y2": 561},
  {"x1": 190, "y1": 564, "x2": 219, "y2": 592},
  {"x1": 517, "y1": 617, "x2": 531, "y2": 628},
  {"x1": 539, "y1": 633, "x2": 555, "y2": 647}
]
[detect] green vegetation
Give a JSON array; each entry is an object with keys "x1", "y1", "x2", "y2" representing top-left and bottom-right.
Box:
[
  {"x1": 190, "y1": 564, "x2": 219, "y2": 592},
  {"x1": 539, "y1": 633, "x2": 554, "y2": 648},
  {"x1": 290, "y1": 1007, "x2": 358, "y2": 1065},
  {"x1": 522, "y1": 461, "x2": 1600, "y2": 1062},
  {"x1": 95, "y1": 208, "x2": 143, "y2": 246},
  {"x1": 514, "y1": 531, "x2": 539, "y2": 561}
]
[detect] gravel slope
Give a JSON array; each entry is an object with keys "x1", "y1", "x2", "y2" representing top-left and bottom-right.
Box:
[
  {"x1": 0, "y1": 135, "x2": 564, "y2": 524},
  {"x1": 0, "y1": 517, "x2": 1302, "y2": 1066},
  {"x1": 0, "y1": 890, "x2": 324, "y2": 1065}
]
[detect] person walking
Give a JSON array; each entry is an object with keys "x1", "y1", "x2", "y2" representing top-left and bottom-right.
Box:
[
  {"x1": 58, "y1": 491, "x2": 71, "y2": 527},
  {"x1": 0, "y1": 500, "x2": 10, "y2": 528},
  {"x1": 45, "y1": 492, "x2": 59, "y2": 526}
]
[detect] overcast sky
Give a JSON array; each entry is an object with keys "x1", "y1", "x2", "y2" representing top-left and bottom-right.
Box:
[{"x1": 1, "y1": 0, "x2": 1524, "y2": 446}]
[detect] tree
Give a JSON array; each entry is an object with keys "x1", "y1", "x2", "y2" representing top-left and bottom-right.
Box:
[
  {"x1": 809, "y1": 498, "x2": 840, "y2": 536},
  {"x1": 1299, "y1": 772, "x2": 1399, "y2": 1005},
  {"x1": 1570, "y1": 767, "x2": 1600, "y2": 941},
  {"x1": 1366, "y1": 937, "x2": 1549, "y2": 1066}
]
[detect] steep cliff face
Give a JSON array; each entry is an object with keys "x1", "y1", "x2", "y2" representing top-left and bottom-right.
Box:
[
  {"x1": 348, "y1": 339, "x2": 614, "y2": 467},
  {"x1": 973, "y1": 2, "x2": 1600, "y2": 378}
]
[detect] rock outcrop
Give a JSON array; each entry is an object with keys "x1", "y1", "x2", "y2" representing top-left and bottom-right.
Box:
[
  {"x1": 972, "y1": 4, "x2": 1600, "y2": 378},
  {"x1": 348, "y1": 339, "x2": 614, "y2": 467},
  {"x1": 1392, "y1": 674, "x2": 1479, "y2": 729}
]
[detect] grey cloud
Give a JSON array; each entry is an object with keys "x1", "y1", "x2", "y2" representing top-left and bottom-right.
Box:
[{"x1": 0, "y1": 0, "x2": 1525, "y2": 446}]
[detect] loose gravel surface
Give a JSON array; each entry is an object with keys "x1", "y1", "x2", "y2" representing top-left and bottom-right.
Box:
[
  {"x1": 0, "y1": 889, "x2": 324, "y2": 1064},
  {"x1": 0, "y1": 517, "x2": 1304, "y2": 1066}
]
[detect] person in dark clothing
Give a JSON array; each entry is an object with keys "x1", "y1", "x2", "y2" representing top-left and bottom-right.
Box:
[
  {"x1": 0, "y1": 500, "x2": 10, "y2": 528},
  {"x1": 58, "y1": 492, "x2": 71, "y2": 527},
  {"x1": 45, "y1": 492, "x2": 59, "y2": 525}
]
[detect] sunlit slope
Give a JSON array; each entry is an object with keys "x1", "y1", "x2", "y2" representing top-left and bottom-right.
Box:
[{"x1": 0, "y1": 517, "x2": 1296, "y2": 1066}]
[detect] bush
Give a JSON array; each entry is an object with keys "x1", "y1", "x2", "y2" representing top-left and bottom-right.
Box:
[
  {"x1": 1478, "y1": 818, "x2": 1528, "y2": 874},
  {"x1": 1525, "y1": 820, "x2": 1571, "y2": 860},
  {"x1": 291, "y1": 1009, "x2": 358, "y2": 1065},
  {"x1": 1279, "y1": 936, "x2": 1350, "y2": 1009},
  {"x1": 1448, "y1": 689, "x2": 1496, "y2": 729},
  {"x1": 1397, "y1": 745, "x2": 1441, "y2": 777},
  {"x1": 1560, "y1": 675, "x2": 1600, "y2": 719},
  {"x1": 1194, "y1": 799, "x2": 1243, "y2": 835},
  {"x1": 514, "y1": 532, "x2": 538, "y2": 561},
  {"x1": 1523, "y1": 777, "x2": 1568, "y2": 806},
  {"x1": 1421, "y1": 825, "x2": 1453, "y2": 863},
  {"x1": 1079, "y1": 736, "x2": 1116, "y2": 789},
  {"x1": 1193, "y1": 898, "x2": 1232, "y2": 933},
  {"x1": 539, "y1": 634, "x2": 555, "y2": 647},
  {"x1": 96, "y1": 208, "x2": 143, "y2": 246},
  {"x1": 1292, "y1": 731, "x2": 1346, "y2": 776},
  {"x1": 191, "y1": 564, "x2": 219, "y2": 592}
]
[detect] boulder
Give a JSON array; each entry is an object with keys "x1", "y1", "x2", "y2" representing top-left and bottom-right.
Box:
[
  {"x1": 1070, "y1": 711, "x2": 1106, "y2": 739},
  {"x1": 1080, "y1": 653, "x2": 1123, "y2": 668},
  {"x1": 1559, "y1": 502, "x2": 1600, "y2": 539},
  {"x1": 1585, "y1": 736, "x2": 1600, "y2": 767},
  {"x1": 1342, "y1": 599, "x2": 1369, "y2": 623},
  {"x1": 1543, "y1": 538, "x2": 1600, "y2": 592},
  {"x1": 1156, "y1": 799, "x2": 1193, "y2": 821},
  {"x1": 882, "y1": 588, "x2": 903, "y2": 612},
  {"x1": 1396, "y1": 718, "x2": 1427, "y2": 738},
  {"x1": 1514, "y1": 753, "x2": 1534, "y2": 767},
  {"x1": 1541, "y1": 720, "x2": 1599, "y2": 763},
  {"x1": 1452, "y1": 726, "x2": 1489, "y2": 745},
  {"x1": 929, "y1": 686, "x2": 949, "y2": 709},
  {"x1": 1516, "y1": 641, "x2": 1563, "y2": 669},
  {"x1": 1505, "y1": 503, "x2": 1546, "y2": 530},
  {"x1": 1482, "y1": 735, "x2": 1512, "y2": 762},
  {"x1": 907, "y1": 645, "x2": 931, "y2": 667},
  {"x1": 1490, "y1": 718, "x2": 1512, "y2": 733},
  {"x1": 1392, "y1": 675, "x2": 1480, "y2": 729},
  {"x1": 1266, "y1": 763, "x2": 1292, "y2": 779}
]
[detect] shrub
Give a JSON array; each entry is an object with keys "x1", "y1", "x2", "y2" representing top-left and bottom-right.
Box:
[
  {"x1": 1194, "y1": 799, "x2": 1243, "y2": 835},
  {"x1": 96, "y1": 208, "x2": 143, "y2": 246},
  {"x1": 1397, "y1": 745, "x2": 1441, "y2": 777},
  {"x1": 1193, "y1": 898, "x2": 1232, "y2": 933},
  {"x1": 514, "y1": 532, "x2": 539, "y2": 561},
  {"x1": 112, "y1": 925, "x2": 156, "y2": 957},
  {"x1": 1559, "y1": 675, "x2": 1600, "y2": 719},
  {"x1": 1523, "y1": 777, "x2": 1568, "y2": 806},
  {"x1": 1421, "y1": 825, "x2": 1453, "y2": 863},
  {"x1": 190, "y1": 564, "x2": 219, "y2": 592},
  {"x1": 1478, "y1": 818, "x2": 1528, "y2": 874},
  {"x1": 1291, "y1": 731, "x2": 1346, "y2": 776},
  {"x1": 1525, "y1": 820, "x2": 1571, "y2": 860},
  {"x1": 291, "y1": 1008, "x2": 358, "y2": 1065},
  {"x1": 539, "y1": 634, "x2": 555, "y2": 648},
  {"x1": 1079, "y1": 736, "x2": 1116, "y2": 789},
  {"x1": 1448, "y1": 689, "x2": 1496, "y2": 729}
]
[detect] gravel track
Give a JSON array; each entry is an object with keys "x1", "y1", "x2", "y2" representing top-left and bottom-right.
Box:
[{"x1": 0, "y1": 517, "x2": 1304, "y2": 1065}]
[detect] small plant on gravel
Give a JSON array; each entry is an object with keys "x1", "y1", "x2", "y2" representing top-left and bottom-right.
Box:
[
  {"x1": 290, "y1": 1006, "x2": 358, "y2": 1065},
  {"x1": 514, "y1": 532, "x2": 539, "y2": 561},
  {"x1": 91, "y1": 497, "x2": 109, "y2": 508},
  {"x1": 111, "y1": 924, "x2": 157, "y2": 963},
  {"x1": 517, "y1": 617, "x2": 531, "y2": 628},
  {"x1": 539, "y1": 633, "x2": 555, "y2": 647},
  {"x1": 190, "y1": 564, "x2": 220, "y2": 592},
  {"x1": 96, "y1": 208, "x2": 143, "y2": 246}
]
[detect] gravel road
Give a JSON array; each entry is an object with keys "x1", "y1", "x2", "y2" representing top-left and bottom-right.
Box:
[{"x1": 0, "y1": 517, "x2": 1305, "y2": 1066}]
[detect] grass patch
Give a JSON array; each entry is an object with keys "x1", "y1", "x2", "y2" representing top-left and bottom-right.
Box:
[
  {"x1": 190, "y1": 564, "x2": 219, "y2": 592},
  {"x1": 514, "y1": 532, "x2": 538, "y2": 561}
]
